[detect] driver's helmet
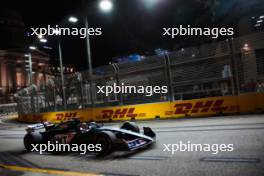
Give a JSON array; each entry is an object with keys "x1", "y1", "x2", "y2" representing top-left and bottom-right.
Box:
[
  {"x1": 43, "y1": 121, "x2": 51, "y2": 125},
  {"x1": 89, "y1": 122, "x2": 99, "y2": 129},
  {"x1": 79, "y1": 122, "x2": 88, "y2": 130}
]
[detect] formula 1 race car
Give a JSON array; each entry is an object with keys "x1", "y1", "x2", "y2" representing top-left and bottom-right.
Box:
[{"x1": 24, "y1": 119, "x2": 156, "y2": 155}]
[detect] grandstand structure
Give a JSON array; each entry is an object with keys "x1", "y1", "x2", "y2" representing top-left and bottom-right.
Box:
[{"x1": 16, "y1": 31, "x2": 264, "y2": 114}]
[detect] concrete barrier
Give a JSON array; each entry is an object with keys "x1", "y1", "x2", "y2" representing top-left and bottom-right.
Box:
[{"x1": 18, "y1": 93, "x2": 264, "y2": 123}]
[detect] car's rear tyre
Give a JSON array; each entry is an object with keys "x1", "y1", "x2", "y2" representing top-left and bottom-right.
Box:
[
  {"x1": 24, "y1": 132, "x2": 43, "y2": 151},
  {"x1": 120, "y1": 121, "x2": 140, "y2": 133},
  {"x1": 96, "y1": 131, "x2": 116, "y2": 156}
]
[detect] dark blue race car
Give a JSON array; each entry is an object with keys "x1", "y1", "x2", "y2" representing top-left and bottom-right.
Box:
[{"x1": 24, "y1": 119, "x2": 156, "y2": 155}]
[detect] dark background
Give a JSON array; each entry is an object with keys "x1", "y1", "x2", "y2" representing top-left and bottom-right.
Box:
[{"x1": 1, "y1": 0, "x2": 263, "y2": 70}]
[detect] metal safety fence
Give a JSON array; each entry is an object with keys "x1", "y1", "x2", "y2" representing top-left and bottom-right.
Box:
[
  {"x1": 0, "y1": 103, "x2": 17, "y2": 116},
  {"x1": 15, "y1": 31, "x2": 264, "y2": 114}
]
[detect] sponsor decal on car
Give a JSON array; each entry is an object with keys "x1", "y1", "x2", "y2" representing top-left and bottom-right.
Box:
[{"x1": 127, "y1": 139, "x2": 147, "y2": 149}]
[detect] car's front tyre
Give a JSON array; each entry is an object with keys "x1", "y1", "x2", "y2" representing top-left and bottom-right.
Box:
[
  {"x1": 95, "y1": 131, "x2": 116, "y2": 156},
  {"x1": 120, "y1": 121, "x2": 140, "y2": 133}
]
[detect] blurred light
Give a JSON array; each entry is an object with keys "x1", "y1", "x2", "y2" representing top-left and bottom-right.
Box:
[
  {"x1": 259, "y1": 15, "x2": 264, "y2": 19},
  {"x1": 155, "y1": 48, "x2": 169, "y2": 55},
  {"x1": 255, "y1": 23, "x2": 261, "y2": 27},
  {"x1": 43, "y1": 46, "x2": 53, "y2": 50},
  {"x1": 38, "y1": 34, "x2": 43, "y2": 39},
  {"x1": 24, "y1": 54, "x2": 29, "y2": 57},
  {"x1": 143, "y1": 0, "x2": 159, "y2": 9},
  {"x1": 40, "y1": 38, "x2": 47, "y2": 43},
  {"x1": 257, "y1": 20, "x2": 263, "y2": 23},
  {"x1": 68, "y1": 16, "x2": 78, "y2": 23},
  {"x1": 99, "y1": 0, "x2": 113, "y2": 12},
  {"x1": 53, "y1": 29, "x2": 60, "y2": 35},
  {"x1": 29, "y1": 46, "x2": 37, "y2": 50},
  {"x1": 242, "y1": 43, "x2": 250, "y2": 52}
]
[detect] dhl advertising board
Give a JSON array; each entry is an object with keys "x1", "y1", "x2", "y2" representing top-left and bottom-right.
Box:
[{"x1": 18, "y1": 93, "x2": 264, "y2": 123}]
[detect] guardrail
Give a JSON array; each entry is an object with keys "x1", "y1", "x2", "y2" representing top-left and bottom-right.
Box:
[{"x1": 0, "y1": 103, "x2": 17, "y2": 117}]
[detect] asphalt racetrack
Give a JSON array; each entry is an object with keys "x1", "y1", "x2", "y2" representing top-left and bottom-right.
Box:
[{"x1": 0, "y1": 115, "x2": 264, "y2": 176}]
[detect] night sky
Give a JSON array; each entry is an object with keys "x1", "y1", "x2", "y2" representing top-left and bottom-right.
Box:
[{"x1": 2, "y1": 0, "x2": 263, "y2": 70}]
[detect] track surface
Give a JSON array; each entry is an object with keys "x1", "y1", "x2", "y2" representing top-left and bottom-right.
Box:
[{"x1": 0, "y1": 115, "x2": 264, "y2": 176}]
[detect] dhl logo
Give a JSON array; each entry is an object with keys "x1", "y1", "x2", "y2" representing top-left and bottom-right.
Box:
[
  {"x1": 101, "y1": 108, "x2": 137, "y2": 119},
  {"x1": 56, "y1": 112, "x2": 77, "y2": 121},
  {"x1": 174, "y1": 99, "x2": 228, "y2": 114}
]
